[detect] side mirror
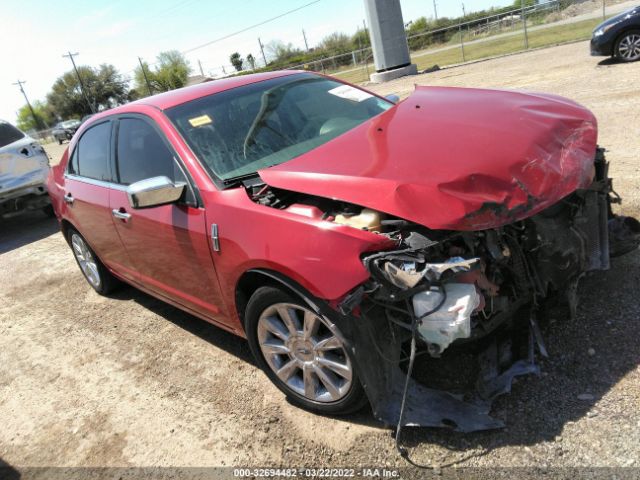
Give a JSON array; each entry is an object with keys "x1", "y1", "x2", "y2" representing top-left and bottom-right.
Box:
[
  {"x1": 385, "y1": 94, "x2": 400, "y2": 104},
  {"x1": 127, "y1": 176, "x2": 185, "y2": 209}
]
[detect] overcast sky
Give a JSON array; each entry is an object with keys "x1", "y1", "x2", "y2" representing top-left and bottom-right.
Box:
[{"x1": 0, "y1": 0, "x2": 514, "y2": 125}]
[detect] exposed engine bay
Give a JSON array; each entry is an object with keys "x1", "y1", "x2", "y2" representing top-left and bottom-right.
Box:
[{"x1": 246, "y1": 148, "x2": 640, "y2": 432}]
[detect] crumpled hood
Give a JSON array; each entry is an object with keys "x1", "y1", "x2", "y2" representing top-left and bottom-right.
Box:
[{"x1": 258, "y1": 86, "x2": 598, "y2": 230}]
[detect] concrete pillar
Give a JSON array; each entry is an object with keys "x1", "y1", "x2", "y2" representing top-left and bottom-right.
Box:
[{"x1": 364, "y1": 0, "x2": 418, "y2": 82}]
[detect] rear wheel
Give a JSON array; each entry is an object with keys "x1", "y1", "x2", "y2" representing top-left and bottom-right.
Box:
[
  {"x1": 67, "y1": 228, "x2": 119, "y2": 295},
  {"x1": 615, "y1": 30, "x2": 640, "y2": 62},
  {"x1": 245, "y1": 286, "x2": 366, "y2": 415}
]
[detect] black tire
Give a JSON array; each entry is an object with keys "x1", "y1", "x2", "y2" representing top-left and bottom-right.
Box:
[
  {"x1": 42, "y1": 204, "x2": 55, "y2": 218},
  {"x1": 614, "y1": 30, "x2": 640, "y2": 62},
  {"x1": 245, "y1": 286, "x2": 367, "y2": 415},
  {"x1": 57, "y1": 138, "x2": 63, "y2": 145},
  {"x1": 67, "y1": 228, "x2": 120, "y2": 295}
]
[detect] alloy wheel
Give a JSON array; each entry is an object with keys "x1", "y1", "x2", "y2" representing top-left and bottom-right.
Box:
[
  {"x1": 257, "y1": 303, "x2": 353, "y2": 403},
  {"x1": 71, "y1": 233, "x2": 101, "y2": 288},
  {"x1": 618, "y1": 33, "x2": 640, "y2": 61}
]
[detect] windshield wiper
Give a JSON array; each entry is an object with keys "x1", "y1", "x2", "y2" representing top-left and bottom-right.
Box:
[{"x1": 222, "y1": 171, "x2": 261, "y2": 187}]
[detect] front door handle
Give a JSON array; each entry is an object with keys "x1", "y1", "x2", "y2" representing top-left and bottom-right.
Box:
[
  {"x1": 112, "y1": 208, "x2": 131, "y2": 221},
  {"x1": 64, "y1": 193, "x2": 74, "y2": 204}
]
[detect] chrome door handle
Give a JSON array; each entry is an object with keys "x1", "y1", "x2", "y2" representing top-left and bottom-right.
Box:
[
  {"x1": 64, "y1": 193, "x2": 74, "y2": 204},
  {"x1": 112, "y1": 209, "x2": 131, "y2": 221}
]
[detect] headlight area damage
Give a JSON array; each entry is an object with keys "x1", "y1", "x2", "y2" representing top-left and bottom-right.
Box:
[
  {"x1": 250, "y1": 149, "x2": 639, "y2": 433},
  {"x1": 341, "y1": 150, "x2": 639, "y2": 432}
]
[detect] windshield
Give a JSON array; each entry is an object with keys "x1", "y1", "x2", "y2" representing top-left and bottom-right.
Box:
[
  {"x1": 0, "y1": 122, "x2": 25, "y2": 148},
  {"x1": 166, "y1": 73, "x2": 393, "y2": 182},
  {"x1": 61, "y1": 120, "x2": 78, "y2": 128}
]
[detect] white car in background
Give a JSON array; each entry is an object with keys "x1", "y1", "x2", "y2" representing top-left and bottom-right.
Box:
[{"x1": 0, "y1": 120, "x2": 52, "y2": 219}]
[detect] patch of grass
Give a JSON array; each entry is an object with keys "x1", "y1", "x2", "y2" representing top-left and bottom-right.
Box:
[{"x1": 333, "y1": 17, "x2": 605, "y2": 84}]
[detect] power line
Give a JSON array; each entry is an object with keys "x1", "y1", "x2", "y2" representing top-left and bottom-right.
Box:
[{"x1": 181, "y1": 0, "x2": 322, "y2": 54}]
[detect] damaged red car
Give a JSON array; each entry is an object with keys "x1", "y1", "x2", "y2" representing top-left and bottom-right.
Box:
[{"x1": 47, "y1": 71, "x2": 639, "y2": 431}]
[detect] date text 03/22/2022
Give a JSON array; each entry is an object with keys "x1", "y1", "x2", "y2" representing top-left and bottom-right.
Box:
[{"x1": 232, "y1": 467, "x2": 400, "y2": 477}]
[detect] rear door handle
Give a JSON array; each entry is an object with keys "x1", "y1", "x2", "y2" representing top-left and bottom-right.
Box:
[
  {"x1": 112, "y1": 209, "x2": 131, "y2": 221},
  {"x1": 64, "y1": 193, "x2": 74, "y2": 204}
]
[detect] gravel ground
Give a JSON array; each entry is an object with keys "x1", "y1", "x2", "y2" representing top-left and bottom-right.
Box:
[{"x1": 1, "y1": 41, "x2": 638, "y2": 477}]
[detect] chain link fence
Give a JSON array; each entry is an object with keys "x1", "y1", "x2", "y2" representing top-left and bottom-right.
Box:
[{"x1": 251, "y1": 0, "x2": 629, "y2": 85}]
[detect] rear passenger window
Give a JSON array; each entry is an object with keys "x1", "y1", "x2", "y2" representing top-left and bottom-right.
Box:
[
  {"x1": 116, "y1": 118, "x2": 185, "y2": 185},
  {"x1": 75, "y1": 122, "x2": 111, "y2": 181}
]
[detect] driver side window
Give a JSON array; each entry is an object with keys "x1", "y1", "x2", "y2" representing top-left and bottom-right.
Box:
[{"x1": 115, "y1": 117, "x2": 186, "y2": 186}]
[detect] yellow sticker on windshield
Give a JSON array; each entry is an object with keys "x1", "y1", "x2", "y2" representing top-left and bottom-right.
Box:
[{"x1": 188, "y1": 114, "x2": 212, "y2": 127}]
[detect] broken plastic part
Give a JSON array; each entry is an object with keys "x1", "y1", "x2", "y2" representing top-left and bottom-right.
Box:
[
  {"x1": 413, "y1": 283, "x2": 480, "y2": 354},
  {"x1": 381, "y1": 256, "x2": 480, "y2": 290},
  {"x1": 334, "y1": 208, "x2": 383, "y2": 232}
]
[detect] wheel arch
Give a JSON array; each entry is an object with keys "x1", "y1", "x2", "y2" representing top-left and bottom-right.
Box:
[
  {"x1": 60, "y1": 218, "x2": 76, "y2": 244},
  {"x1": 234, "y1": 269, "x2": 330, "y2": 333},
  {"x1": 612, "y1": 27, "x2": 640, "y2": 56}
]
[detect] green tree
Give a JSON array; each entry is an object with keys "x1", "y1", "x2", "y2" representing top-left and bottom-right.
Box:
[
  {"x1": 265, "y1": 40, "x2": 302, "y2": 64},
  {"x1": 230, "y1": 52, "x2": 244, "y2": 71},
  {"x1": 15, "y1": 101, "x2": 54, "y2": 132},
  {"x1": 134, "y1": 50, "x2": 191, "y2": 96},
  {"x1": 319, "y1": 32, "x2": 351, "y2": 55},
  {"x1": 134, "y1": 60, "x2": 155, "y2": 96},
  {"x1": 154, "y1": 50, "x2": 191, "y2": 91},
  {"x1": 47, "y1": 64, "x2": 128, "y2": 119},
  {"x1": 351, "y1": 28, "x2": 371, "y2": 50},
  {"x1": 246, "y1": 53, "x2": 256, "y2": 70}
]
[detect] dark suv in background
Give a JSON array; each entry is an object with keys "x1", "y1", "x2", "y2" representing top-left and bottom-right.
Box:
[
  {"x1": 591, "y1": 5, "x2": 640, "y2": 62},
  {"x1": 52, "y1": 119, "x2": 81, "y2": 144}
]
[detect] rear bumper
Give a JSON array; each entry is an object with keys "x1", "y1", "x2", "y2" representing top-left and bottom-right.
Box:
[{"x1": 0, "y1": 184, "x2": 50, "y2": 218}]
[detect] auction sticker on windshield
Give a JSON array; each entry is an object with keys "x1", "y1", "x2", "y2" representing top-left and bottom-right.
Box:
[
  {"x1": 188, "y1": 114, "x2": 213, "y2": 127},
  {"x1": 328, "y1": 84, "x2": 373, "y2": 102}
]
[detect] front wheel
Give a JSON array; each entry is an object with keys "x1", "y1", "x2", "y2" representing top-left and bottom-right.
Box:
[
  {"x1": 245, "y1": 286, "x2": 366, "y2": 415},
  {"x1": 615, "y1": 30, "x2": 640, "y2": 62}
]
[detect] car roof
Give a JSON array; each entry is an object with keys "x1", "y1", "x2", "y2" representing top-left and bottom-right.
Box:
[{"x1": 129, "y1": 70, "x2": 301, "y2": 111}]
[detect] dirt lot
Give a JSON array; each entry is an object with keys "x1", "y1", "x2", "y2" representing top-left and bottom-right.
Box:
[{"x1": 1, "y1": 41, "x2": 639, "y2": 476}]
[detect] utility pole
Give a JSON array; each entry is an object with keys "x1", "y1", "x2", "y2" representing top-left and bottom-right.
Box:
[
  {"x1": 460, "y1": 3, "x2": 466, "y2": 62},
  {"x1": 13, "y1": 80, "x2": 46, "y2": 130},
  {"x1": 62, "y1": 51, "x2": 95, "y2": 114},
  {"x1": 302, "y1": 29, "x2": 309, "y2": 52},
  {"x1": 258, "y1": 37, "x2": 267, "y2": 67},
  {"x1": 198, "y1": 59, "x2": 205, "y2": 76},
  {"x1": 521, "y1": 0, "x2": 529, "y2": 49},
  {"x1": 138, "y1": 57, "x2": 153, "y2": 96},
  {"x1": 433, "y1": 0, "x2": 438, "y2": 21},
  {"x1": 602, "y1": 0, "x2": 606, "y2": 20}
]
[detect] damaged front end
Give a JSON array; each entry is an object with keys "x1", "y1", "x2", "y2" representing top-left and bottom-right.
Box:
[
  {"x1": 247, "y1": 144, "x2": 639, "y2": 432},
  {"x1": 332, "y1": 148, "x2": 639, "y2": 431}
]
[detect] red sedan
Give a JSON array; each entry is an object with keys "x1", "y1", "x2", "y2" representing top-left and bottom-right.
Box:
[{"x1": 47, "y1": 71, "x2": 639, "y2": 431}]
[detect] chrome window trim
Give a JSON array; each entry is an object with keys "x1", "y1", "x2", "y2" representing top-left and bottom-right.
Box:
[{"x1": 64, "y1": 173, "x2": 128, "y2": 191}]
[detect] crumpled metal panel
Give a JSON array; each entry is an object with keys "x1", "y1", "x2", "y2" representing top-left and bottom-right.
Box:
[
  {"x1": 0, "y1": 137, "x2": 49, "y2": 199},
  {"x1": 259, "y1": 86, "x2": 598, "y2": 230}
]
